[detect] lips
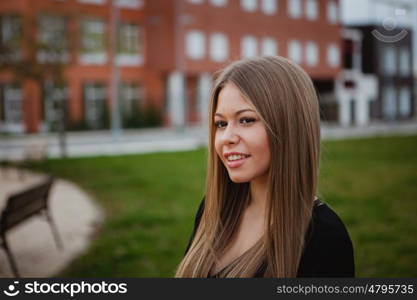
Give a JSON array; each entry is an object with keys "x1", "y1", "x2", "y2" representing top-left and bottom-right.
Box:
[{"x1": 223, "y1": 152, "x2": 251, "y2": 169}]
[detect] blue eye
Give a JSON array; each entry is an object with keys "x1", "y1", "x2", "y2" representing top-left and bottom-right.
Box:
[{"x1": 240, "y1": 117, "x2": 256, "y2": 125}]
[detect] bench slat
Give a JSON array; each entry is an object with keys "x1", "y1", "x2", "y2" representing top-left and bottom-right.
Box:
[{"x1": 1, "y1": 178, "x2": 53, "y2": 232}]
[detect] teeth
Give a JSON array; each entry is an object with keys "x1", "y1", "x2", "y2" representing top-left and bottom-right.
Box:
[{"x1": 228, "y1": 155, "x2": 247, "y2": 161}]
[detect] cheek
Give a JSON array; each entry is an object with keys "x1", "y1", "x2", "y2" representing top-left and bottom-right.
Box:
[
  {"x1": 247, "y1": 128, "x2": 269, "y2": 150},
  {"x1": 214, "y1": 133, "x2": 222, "y2": 157},
  {"x1": 262, "y1": 135, "x2": 271, "y2": 159},
  {"x1": 250, "y1": 130, "x2": 271, "y2": 163}
]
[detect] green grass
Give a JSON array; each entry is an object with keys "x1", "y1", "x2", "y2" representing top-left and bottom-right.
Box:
[{"x1": 30, "y1": 135, "x2": 417, "y2": 277}]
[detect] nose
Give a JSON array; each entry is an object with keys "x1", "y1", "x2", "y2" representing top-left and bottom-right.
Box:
[{"x1": 220, "y1": 122, "x2": 240, "y2": 145}]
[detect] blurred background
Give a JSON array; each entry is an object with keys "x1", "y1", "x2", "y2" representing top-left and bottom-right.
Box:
[{"x1": 0, "y1": 0, "x2": 416, "y2": 277}]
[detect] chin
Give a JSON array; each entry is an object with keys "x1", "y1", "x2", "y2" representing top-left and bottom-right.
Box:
[{"x1": 228, "y1": 173, "x2": 251, "y2": 183}]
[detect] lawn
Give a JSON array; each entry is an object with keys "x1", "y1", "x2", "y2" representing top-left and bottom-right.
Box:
[{"x1": 30, "y1": 134, "x2": 417, "y2": 277}]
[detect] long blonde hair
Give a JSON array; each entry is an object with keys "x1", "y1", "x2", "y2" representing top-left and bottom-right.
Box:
[{"x1": 175, "y1": 56, "x2": 321, "y2": 277}]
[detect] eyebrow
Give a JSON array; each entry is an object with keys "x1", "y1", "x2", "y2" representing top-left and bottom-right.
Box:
[{"x1": 214, "y1": 109, "x2": 255, "y2": 117}]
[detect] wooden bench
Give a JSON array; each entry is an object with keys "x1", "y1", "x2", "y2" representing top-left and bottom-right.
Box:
[{"x1": 0, "y1": 177, "x2": 63, "y2": 277}]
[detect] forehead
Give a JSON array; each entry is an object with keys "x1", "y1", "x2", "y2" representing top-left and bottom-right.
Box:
[{"x1": 215, "y1": 83, "x2": 255, "y2": 113}]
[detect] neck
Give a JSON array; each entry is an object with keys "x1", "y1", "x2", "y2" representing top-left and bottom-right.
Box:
[{"x1": 248, "y1": 175, "x2": 268, "y2": 217}]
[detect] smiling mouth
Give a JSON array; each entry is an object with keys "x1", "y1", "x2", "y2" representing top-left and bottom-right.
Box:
[
  {"x1": 224, "y1": 155, "x2": 251, "y2": 168},
  {"x1": 224, "y1": 154, "x2": 251, "y2": 161}
]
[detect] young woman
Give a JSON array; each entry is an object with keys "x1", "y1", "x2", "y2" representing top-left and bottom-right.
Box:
[{"x1": 175, "y1": 56, "x2": 355, "y2": 278}]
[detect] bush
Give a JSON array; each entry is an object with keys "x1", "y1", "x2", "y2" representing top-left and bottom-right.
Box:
[{"x1": 122, "y1": 101, "x2": 162, "y2": 129}]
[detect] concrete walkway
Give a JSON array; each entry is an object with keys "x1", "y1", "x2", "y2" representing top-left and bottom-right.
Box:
[
  {"x1": 0, "y1": 168, "x2": 103, "y2": 277},
  {"x1": 1, "y1": 122, "x2": 417, "y2": 160}
]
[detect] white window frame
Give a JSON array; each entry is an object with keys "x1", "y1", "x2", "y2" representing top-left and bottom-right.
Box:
[
  {"x1": 210, "y1": 0, "x2": 228, "y2": 7},
  {"x1": 305, "y1": 41, "x2": 318, "y2": 66},
  {"x1": 383, "y1": 46, "x2": 397, "y2": 76},
  {"x1": 84, "y1": 83, "x2": 107, "y2": 129},
  {"x1": 115, "y1": 0, "x2": 144, "y2": 9},
  {"x1": 382, "y1": 85, "x2": 397, "y2": 120},
  {"x1": 43, "y1": 82, "x2": 68, "y2": 130},
  {"x1": 288, "y1": 39, "x2": 302, "y2": 64},
  {"x1": 37, "y1": 15, "x2": 69, "y2": 63},
  {"x1": 261, "y1": 37, "x2": 278, "y2": 56},
  {"x1": 288, "y1": 0, "x2": 302, "y2": 19},
  {"x1": 78, "y1": 0, "x2": 107, "y2": 4},
  {"x1": 80, "y1": 18, "x2": 107, "y2": 65},
  {"x1": 0, "y1": 15, "x2": 22, "y2": 62},
  {"x1": 305, "y1": 0, "x2": 318, "y2": 20},
  {"x1": 399, "y1": 86, "x2": 411, "y2": 117},
  {"x1": 241, "y1": 0, "x2": 257, "y2": 12},
  {"x1": 399, "y1": 48, "x2": 411, "y2": 76},
  {"x1": 1, "y1": 85, "x2": 24, "y2": 133},
  {"x1": 327, "y1": 0, "x2": 338, "y2": 24},
  {"x1": 261, "y1": 0, "x2": 277, "y2": 15},
  {"x1": 1, "y1": 15, "x2": 21, "y2": 47},
  {"x1": 241, "y1": 35, "x2": 258, "y2": 58},
  {"x1": 120, "y1": 82, "x2": 142, "y2": 118},
  {"x1": 327, "y1": 43, "x2": 340, "y2": 68},
  {"x1": 186, "y1": 30, "x2": 206, "y2": 60},
  {"x1": 116, "y1": 22, "x2": 143, "y2": 66},
  {"x1": 210, "y1": 32, "x2": 229, "y2": 62}
]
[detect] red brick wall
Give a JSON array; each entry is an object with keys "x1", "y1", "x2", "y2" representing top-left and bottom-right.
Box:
[
  {"x1": 0, "y1": 0, "x2": 149, "y2": 132},
  {"x1": 1, "y1": 0, "x2": 342, "y2": 132},
  {"x1": 176, "y1": 0, "x2": 341, "y2": 77}
]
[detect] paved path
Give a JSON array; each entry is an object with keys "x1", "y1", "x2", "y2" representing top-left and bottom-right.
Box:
[
  {"x1": 1, "y1": 122, "x2": 417, "y2": 160},
  {"x1": 0, "y1": 168, "x2": 103, "y2": 277}
]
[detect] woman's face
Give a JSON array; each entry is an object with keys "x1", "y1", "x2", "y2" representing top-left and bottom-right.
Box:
[{"x1": 214, "y1": 82, "x2": 271, "y2": 184}]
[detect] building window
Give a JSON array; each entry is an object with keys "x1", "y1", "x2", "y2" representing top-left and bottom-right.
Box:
[
  {"x1": 327, "y1": 43, "x2": 340, "y2": 67},
  {"x1": 305, "y1": 41, "x2": 318, "y2": 66},
  {"x1": 43, "y1": 82, "x2": 68, "y2": 130},
  {"x1": 80, "y1": 18, "x2": 107, "y2": 65},
  {"x1": 383, "y1": 46, "x2": 397, "y2": 76},
  {"x1": 188, "y1": 0, "x2": 203, "y2": 4},
  {"x1": 115, "y1": 0, "x2": 144, "y2": 8},
  {"x1": 186, "y1": 30, "x2": 206, "y2": 60},
  {"x1": 382, "y1": 85, "x2": 397, "y2": 120},
  {"x1": 210, "y1": 0, "x2": 228, "y2": 7},
  {"x1": 288, "y1": 40, "x2": 302, "y2": 64},
  {"x1": 241, "y1": 35, "x2": 258, "y2": 58},
  {"x1": 83, "y1": 83, "x2": 107, "y2": 129},
  {"x1": 120, "y1": 82, "x2": 143, "y2": 127},
  {"x1": 0, "y1": 15, "x2": 22, "y2": 62},
  {"x1": 288, "y1": 0, "x2": 302, "y2": 19},
  {"x1": 37, "y1": 15, "x2": 69, "y2": 63},
  {"x1": 241, "y1": 0, "x2": 257, "y2": 12},
  {"x1": 327, "y1": 0, "x2": 338, "y2": 24},
  {"x1": 78, "y1": 0, "x2": 107, "y2": 4},
  {"x1": 399, "y1": 86, "x2": 411, "y2": 117},
  {"x1": 261, "y1": 0, "x2": 277, "y2": 15},
  {"x1": 0, "y1": 84, "x2": 23, "y2": 132},
  {"x1": 399, "y1": 48, "x2": 411, "y2": 76},
  {"x1": 117, "y1": 22, "x2": 143, "y2": 66},
  {"x1": 121, "y1": 83, "x2": 141, "y2": 116},
  {"x1": 210, "y1": 32, "x2": 229, "y2": 62},
  {"x1": 118, "y1": 23, "x2": 141, "y2": 54},
  {"x1": 261, "y1": 37, "x2": 278, "y2": 56},
  {"x1": 305, "y1": 0, "x2": 318, "y2": 20}
]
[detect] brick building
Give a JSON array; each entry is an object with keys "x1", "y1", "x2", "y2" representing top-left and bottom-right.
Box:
[{"x1": 0, "y1": 0, "x2": 343, "y2": 133}]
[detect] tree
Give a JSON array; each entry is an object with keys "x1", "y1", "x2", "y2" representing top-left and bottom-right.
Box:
[{"x1": 0, "y1": 13, "x2": 72, "y2": 158}]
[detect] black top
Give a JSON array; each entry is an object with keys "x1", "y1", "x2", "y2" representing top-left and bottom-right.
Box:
[{"x1": 184, "y1": 198, "x2": 355, "y2": 277}]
